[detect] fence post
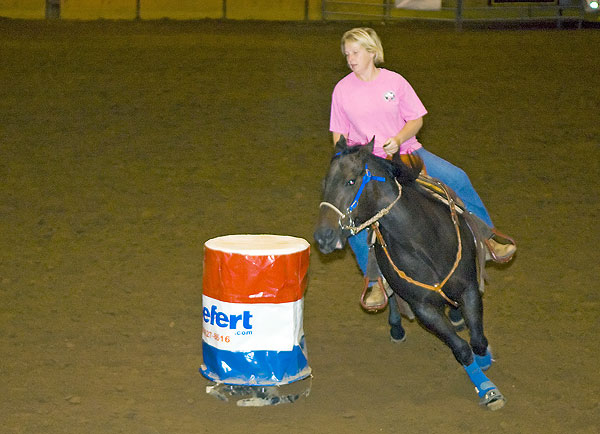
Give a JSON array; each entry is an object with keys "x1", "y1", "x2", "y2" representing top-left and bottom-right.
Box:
[
  {"x1": 136, "y1": 0, "x2": 141, "y2": 20},
  {"x1": 223, "y1": 0, "x2": 227, "y2": 19},
  {"x1": 45, "y1": 0, "x2": 60, "y2": 19},
  {"x1": 456, "y1": 0, "x2": 463, "y2": 31},
  {"x1": 384, "y1": 0, "x2": 391, "y2": 22}
]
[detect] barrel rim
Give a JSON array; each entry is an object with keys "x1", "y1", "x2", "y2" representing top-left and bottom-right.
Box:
[{"x1": 204, "y1": 234, "x2": 310, "y2": 255}]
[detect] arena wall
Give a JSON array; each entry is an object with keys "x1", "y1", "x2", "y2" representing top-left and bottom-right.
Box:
[
  {"x1": 0, "y1": 0, "x2": 44, "y2": 18},
  {"x1": 0, "y1": 1, "x2": 592, "y2": 23},
  {"x1": 0, "y1": 0, "x2": 323, "y2": 20}
]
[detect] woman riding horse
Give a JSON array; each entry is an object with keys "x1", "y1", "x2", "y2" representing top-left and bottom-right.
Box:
[{"x1": 329, "y1": 27, "x2": 516, "y2": 309}]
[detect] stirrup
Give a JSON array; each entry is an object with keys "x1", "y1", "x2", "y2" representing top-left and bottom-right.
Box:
[
  {"x1": 360, "y1": 277, "x2": 388, "y2": 312},
  {"x1": 485, "y1": 228, "x2": 516, "y2": 263}
]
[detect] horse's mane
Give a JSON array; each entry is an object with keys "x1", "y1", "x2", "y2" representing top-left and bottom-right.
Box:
[
  {"x1": 378, "y1": 154, "x2": 421, "y2": 185},
  {"x1": 333, "y1": 145, "x2": 421, "y2": 185}
]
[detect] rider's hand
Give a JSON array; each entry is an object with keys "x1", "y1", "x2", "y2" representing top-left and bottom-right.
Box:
[{"x1": 383, "y1": 138, "x2": 399, "y2": 156}]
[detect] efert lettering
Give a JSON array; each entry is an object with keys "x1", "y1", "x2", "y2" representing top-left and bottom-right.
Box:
[{"x1": 203, "y1": 305, "x2": 253, "y2": 330}]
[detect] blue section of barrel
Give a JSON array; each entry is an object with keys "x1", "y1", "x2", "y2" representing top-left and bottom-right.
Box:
[{"x1": 201, "y1": 337, "x2": 310, "y2": 385}]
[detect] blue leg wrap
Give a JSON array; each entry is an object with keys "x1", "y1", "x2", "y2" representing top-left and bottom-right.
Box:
[
  {"x1": 464, "y1": 360, "x2": 497, "y2": 398},
  {"x1": 474, "y1": 348, "x2": 492, "y2": 371}
]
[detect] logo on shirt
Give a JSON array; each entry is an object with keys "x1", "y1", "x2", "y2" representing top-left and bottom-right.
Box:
[{"x1": 383, "y1": 91, "x2": 395, "y2": 101}]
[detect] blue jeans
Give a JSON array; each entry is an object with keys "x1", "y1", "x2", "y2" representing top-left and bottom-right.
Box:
[
  {"x1": 348, "y1": 229, "x2": 370, "y2": 276},
  {"x1": 415, "y1": 147, "x2": 493, "y2": 227},
  {"x1": 349, "y1": 147, "x2": 493, "y2": 276}
]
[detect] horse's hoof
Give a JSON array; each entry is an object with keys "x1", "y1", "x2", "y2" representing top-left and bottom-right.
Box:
[
  {"x1": 479, "y1": 389, "x2": 506, "y2": 411},
  {"x1": 390, "y1": 326, "x2": 406, "y2": 343},
  {"x1": 450, "y1": 317, "x2": 465, "y2": 332},
  {"x1": 448, "y1": 308, "x2": 465, "y2": 331}
]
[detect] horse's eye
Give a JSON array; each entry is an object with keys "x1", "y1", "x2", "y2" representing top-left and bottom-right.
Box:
[{"x1": 347, "y1": 179, "x2": 355, "y2": 186}]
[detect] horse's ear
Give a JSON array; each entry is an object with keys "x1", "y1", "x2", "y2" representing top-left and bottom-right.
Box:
[
  {"x1": 334, "y1": 135, "x2": 348, "y2": 154},
  {"x1": 363, "y1": 136, "x2": 375, "y2": 154}
]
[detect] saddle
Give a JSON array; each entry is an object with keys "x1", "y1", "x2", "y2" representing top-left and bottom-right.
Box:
[
  {"x1": 414, "y1": 173, "x2": 516, "y2": 264},
  {"x1": 399, "y1": 151, "x2": 515, "y2": 265}
]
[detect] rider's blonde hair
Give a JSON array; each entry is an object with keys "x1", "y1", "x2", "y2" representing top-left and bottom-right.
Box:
[{"x1": 341, "y1": 27, "x2": 384, "y2": 65}]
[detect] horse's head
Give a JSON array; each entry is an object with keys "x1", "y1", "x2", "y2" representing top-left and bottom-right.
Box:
[
  {"x1": 314, "y1": 136, "x2": 419, "y2": 254},
  {"x1": 313, "y1": 137, "x2": 374, "y2": 253}
]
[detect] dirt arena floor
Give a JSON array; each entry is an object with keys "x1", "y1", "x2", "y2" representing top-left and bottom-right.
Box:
[{"x1": 1, "y1": 19, "x2": 598, "y2": 434}]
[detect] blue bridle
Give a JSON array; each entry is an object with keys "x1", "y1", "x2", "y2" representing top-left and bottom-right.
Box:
[
  {"x1": 347, "y1": 164, "x2": 386, "y2": 212},
  {"x1": 320, "y1": 159, "x2": 402, "y2": 236}
]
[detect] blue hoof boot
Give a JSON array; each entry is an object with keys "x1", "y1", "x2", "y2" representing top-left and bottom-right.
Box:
[
  {"x1": 390, "y1": 325, "x2": 406, "y2": 343},
  {"x1": 474, "y1": 349, "x2": 493, "y2": 371},
  {"x1": 464, "y1": 360, "x2": 505, "y2": 409}
]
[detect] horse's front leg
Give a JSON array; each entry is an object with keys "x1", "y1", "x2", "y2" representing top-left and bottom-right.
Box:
[
  {"x1": 411, "y1": 299, "x2": 473, "y2": 365},
  {"x1": 411, "y1": 298, "x2": 506, "y2": 410},
  {"x1": 460, "y1": 285, "x2": 492, "y2": 370}
]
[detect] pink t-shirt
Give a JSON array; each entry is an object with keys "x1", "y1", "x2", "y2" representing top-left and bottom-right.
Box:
[{"x1": 330, "y1": 68, "x2": 427, "y2": 157}]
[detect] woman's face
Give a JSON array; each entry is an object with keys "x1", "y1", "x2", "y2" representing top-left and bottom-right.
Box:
[{"x1": 343, "y1": 41, "x2": 375, "y2": 75}]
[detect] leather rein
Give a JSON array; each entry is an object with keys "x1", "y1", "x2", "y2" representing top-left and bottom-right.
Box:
[{"x1": 319, "y1": 166, "x2": 461, "y2": 307}]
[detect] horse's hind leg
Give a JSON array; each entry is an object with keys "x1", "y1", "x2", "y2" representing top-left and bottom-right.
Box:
[
  {"x1": 448, "y1": 306, "x2": 465, "y2": 331},
  {"x1": 388, "y1": 294, "x2": 406, "y2": 342}
]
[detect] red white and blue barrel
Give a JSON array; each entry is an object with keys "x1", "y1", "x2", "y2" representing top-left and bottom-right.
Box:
[{"x1": 200, "y1": 234, "x2": 311, "y2": 385}]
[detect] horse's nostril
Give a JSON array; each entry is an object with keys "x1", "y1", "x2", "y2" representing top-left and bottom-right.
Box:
[
  {"x1": 314, "y1": 227, "x2": 341, "y2": 254},
  {"x1": 314, "y1": 227, "x2": 334, "y2": 245}
]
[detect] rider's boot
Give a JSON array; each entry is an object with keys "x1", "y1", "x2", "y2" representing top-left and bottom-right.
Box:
[
  {"x1": 485, "y1": 228, "x2": 516, "y2": 263},
  {"x1": 361, "y1": 278, "x2": 387, "y2": 311}
]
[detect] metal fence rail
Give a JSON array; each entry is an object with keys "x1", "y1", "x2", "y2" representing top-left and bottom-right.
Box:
[
  {"x1": 322, "y1": 0, "x2": 587, "y2": 29},
  {"x1": 28, "y1": 0, "x2": 591, "y2": 26},
  {"x1": 35, "y1": 0, "x2": 316, "y2": 21}
]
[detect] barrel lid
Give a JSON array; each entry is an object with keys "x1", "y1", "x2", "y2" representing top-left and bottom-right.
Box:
[{"x1": 205, "y1": 234, "x2": 310, "y2": 256}]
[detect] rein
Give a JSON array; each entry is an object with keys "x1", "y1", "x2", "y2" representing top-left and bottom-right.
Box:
[{"x1": 319, "y1": 162, "x2": 462, "y2": 307}]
